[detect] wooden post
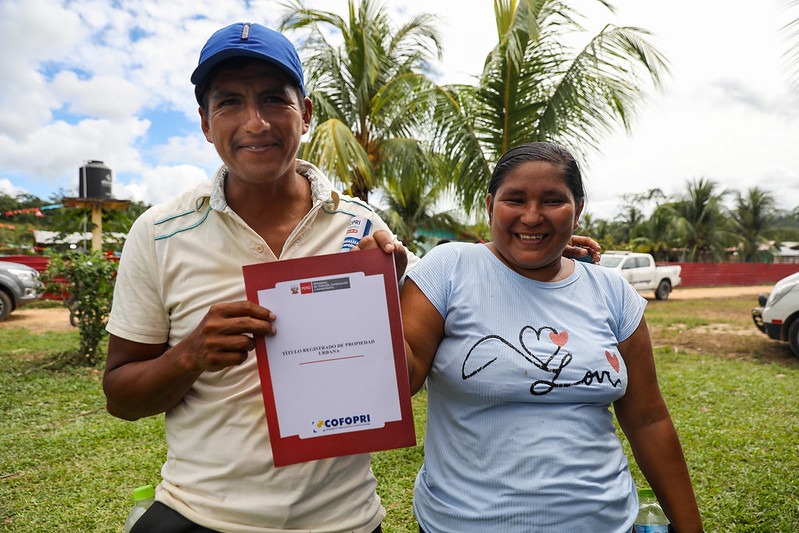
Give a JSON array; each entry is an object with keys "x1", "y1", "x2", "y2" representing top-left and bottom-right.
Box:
[
  {"x1": 63, "y1": 198, "x2": 130, "y2": 252},
  {"x1": 90, "y1": 203, "x2": 103, "y2": 252}
]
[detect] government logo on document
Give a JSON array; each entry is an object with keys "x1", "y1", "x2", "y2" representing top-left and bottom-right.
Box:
[
  {"x1": 291, "y1": 277, "x2": 352, "y2": 295},
  {"x1": 311, "y1": 413, "x2": 373, "y2": 433}
]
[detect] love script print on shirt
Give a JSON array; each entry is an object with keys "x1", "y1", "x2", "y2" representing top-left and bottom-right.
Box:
[{"x1": 461, "y1": 325, "x2": 622, "y2": 396}]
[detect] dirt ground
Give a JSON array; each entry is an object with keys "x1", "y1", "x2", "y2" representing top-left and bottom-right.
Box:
[
  {"x1": 0, "y1": 285, "x2": 774, "y2": 335},
  {"x1": 0, "y1": 306, "x2": 75, "y2": 334},
  {"x1": 653, "y1": 284, "x2": 773, "y2": 301}
]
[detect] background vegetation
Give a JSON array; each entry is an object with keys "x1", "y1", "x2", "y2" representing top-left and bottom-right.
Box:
[
  {"x1": 1, "y1": 295, "x2": 798, "y2": 531},
  {"x1": 39, "y1": 250, "x2": 119, "y2": 365},
  {"x1": 2, "y1": 1, "x2": 797, "y2": 257},
  {"x1": 2, "y1": 179, "x2": 798, "y2": 260},
  {"x1": 0, "y1": 192, "x2": 147, "y2": 256}
]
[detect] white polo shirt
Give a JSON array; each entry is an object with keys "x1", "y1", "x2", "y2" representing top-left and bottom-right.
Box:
[{"x1": 107, "y1": 160, "x2": 412, "y2": 533}]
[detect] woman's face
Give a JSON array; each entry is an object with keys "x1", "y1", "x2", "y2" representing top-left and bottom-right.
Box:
[{"x1": 486, "y1": 160, "x2": 583, "y2": 281}]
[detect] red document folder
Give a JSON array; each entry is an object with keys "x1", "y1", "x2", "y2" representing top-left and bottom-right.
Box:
[{"x1": 243, "y1": 248, "x2": 416, "y2": 467}]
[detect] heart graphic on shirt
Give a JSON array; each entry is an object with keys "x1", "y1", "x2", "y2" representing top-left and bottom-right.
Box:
[
  {"x1": 605, "y1": 351, "x2": 620, "y2": 373},
  {"x1": 549, "y1": 331, "x2": 569, "y2": 347}
]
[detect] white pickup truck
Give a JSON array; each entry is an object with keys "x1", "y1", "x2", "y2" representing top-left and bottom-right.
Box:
[
  {"x1": 752, "y1": 272, "x2": 799, "y2": 357},
  {"x1": 598, "y1": 251, "x2": 682, "y2": 300}
]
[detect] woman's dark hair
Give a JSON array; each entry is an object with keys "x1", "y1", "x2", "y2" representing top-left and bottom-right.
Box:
[{"x1": 488, "y1": 142, "x2": 585, "y2": 206}]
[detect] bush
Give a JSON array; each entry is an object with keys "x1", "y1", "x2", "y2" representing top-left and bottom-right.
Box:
[{"x1": 40, "y1": 250, "x2": 118, "y2": 365}]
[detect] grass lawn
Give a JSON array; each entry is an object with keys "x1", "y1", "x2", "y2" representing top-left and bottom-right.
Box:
[{"x1": 1, "y1": 296, "x2": 798, "y2": 531}]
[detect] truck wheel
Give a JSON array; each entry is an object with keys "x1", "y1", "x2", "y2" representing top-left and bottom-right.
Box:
[
  {"x1": 788, "y1": 320, "x2": 799, "y2": 358},
  {"x1": 655, "y1": 279, "x2": 672, "y2": 300},
  {"x1": 0, "y1": 291, "x2": 12, "y2": 321}
]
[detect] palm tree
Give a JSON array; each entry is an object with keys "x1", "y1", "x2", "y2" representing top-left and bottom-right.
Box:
[
  {"x1": 280, "y1": 0, "x2": 444, "y2": 203},
  {"x1": 668, "y1": 178, "x2": 734, "y2": 262},
  {"x1": 731, "y1": 187, "x2": 778, "y2": 262},
  {"x1": 614, "y1": 204, "x2": 646, "y2": 244},
  {"x1": 575, "y1": 212, "x2": 617, "y2": 251},
  {"x1": 432, "y1": 0, "x2": 670, "y2": 211},
  {"x1": 630, "y1": 203, "x2": 678, "y2": 261},
  {"x1": 375, "y1": 178, "x2": 465, "y2": 255}
]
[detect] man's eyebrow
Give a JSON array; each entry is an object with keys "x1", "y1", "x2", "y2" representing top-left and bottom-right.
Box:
[
  {"x1": 208, "y1": 88, "x2": 242, "y2": 100},
  {"x1": 210, "y1": 85, "x2": 288, "y2": 98},
  {"x1": 258, "y1": 84, "x2": 293, "y2": 94}
]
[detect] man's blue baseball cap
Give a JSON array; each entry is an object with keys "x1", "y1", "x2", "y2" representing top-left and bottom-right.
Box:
[{"x1": 191, "y1": 22, "x2": 306, "y2": 104}]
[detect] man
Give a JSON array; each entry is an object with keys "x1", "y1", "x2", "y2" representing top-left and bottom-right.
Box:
[
  {"x1": 103, "y1": 21, "x2": 599, "y2": 533},
  {"x1": 103, "y1": 22, "x2": 405, "y2": 532}
]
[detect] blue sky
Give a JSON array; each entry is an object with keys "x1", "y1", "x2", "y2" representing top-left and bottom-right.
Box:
[{"x1": 0, "y1": 0, "x2": 797, "y2": 220}]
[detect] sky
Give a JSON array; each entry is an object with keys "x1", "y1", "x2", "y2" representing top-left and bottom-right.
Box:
[{"x1": 0, "y1": 0, "x2": 797, "y2": 222}]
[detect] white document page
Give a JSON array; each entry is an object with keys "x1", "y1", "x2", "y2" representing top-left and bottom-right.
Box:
[{"x1": 257, "y1": 271, "x2": 402, "y2": 439}]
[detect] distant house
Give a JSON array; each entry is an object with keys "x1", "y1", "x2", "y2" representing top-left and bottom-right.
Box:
[
  {"x1": 33, "y1": 230, "x2": 126, "y2": 252},
  {"x1": 774, "y1": 241, "x2": 799, "y2": 264}
]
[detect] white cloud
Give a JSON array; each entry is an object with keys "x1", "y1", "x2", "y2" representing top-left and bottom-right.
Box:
[
  {"x1": 154, "y1": 133, "x2": 219, "y2": 167},
  {"x1": 0, "y1": 1, "x2": 83, "y2": 137},
  {"x1": 0, "y1": 178, "x2": 29, "y2": 198},
  {"x1": 0, "y1": 117, "x2": 150, "y2": 192},
  {"x1": 115, "y1": 164, "x2": 209, "y2": 205},
  {"x1": 0, "y1": 0, "x2": 83, "y2": 63},
  {"x1": 0, "y1": 65, "x2": 54, "y2": 137},
  {"x1": 51, "y1": 72, "x2": 149, "y2": 119}
]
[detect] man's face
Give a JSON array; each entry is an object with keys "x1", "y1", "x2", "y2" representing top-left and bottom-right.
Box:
[{"x1": 200, "y1": 60, "x2": 311, "y2": 187}]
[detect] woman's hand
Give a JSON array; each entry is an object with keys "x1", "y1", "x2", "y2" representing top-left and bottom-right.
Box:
[{"x1": 564, "y1": 234, "x2": 601, "y2": 263}]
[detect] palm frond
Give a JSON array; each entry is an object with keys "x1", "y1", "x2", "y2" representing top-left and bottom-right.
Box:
[
  {"x1": 300, "y1": 119, "x2": 374, "y2": 193},
  {"x1": 280, "y1": 0, "x2": 445, "y2": 201},
  {"x1": 782, "y1": 0, "x2": 799, "y2": 87},
  {"x1": 536, "y1": 24, "x2": 669, "y2": 160},
  {"x1": 427, "y1": 84, "x2": 493, "y2": 212}
]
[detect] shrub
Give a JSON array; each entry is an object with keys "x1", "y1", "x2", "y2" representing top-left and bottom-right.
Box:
[{"x1": 40, "y1": 250, "x2": 118, "y2": 365}]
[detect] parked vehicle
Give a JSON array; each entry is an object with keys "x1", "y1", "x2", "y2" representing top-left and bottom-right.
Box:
[
  {"x1": 598, "y1": 251, "x2": 682, "y2": 300},
  {"x1": 0, "y1": 260, "x2": 43, "y2": 320},
  {"x1": 752, "y1": 271, "x2": 799, "y2": 357}
]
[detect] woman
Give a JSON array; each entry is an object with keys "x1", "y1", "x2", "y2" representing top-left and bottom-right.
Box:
[{"x1": 401, "y1": 142, "x2": 703, "y2": 532}]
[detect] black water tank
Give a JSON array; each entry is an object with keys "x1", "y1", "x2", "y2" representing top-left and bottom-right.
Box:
[{"x1": 78, "y1": 160, "x2": 112, "y2": 199}]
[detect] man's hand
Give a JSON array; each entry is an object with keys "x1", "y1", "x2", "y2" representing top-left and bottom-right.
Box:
[
  {"x1": 564, "y1": 234, "x2": 601, "y2": 264},
  {"x1": 103, "y1": 300, "x2": 277, "y2": 420},
  {"x1": 178, "y1": 301, "x2": 277, "y2": 372},
  {"x1": 353, "y1": 230, "x2": 409, "y2": 280}
]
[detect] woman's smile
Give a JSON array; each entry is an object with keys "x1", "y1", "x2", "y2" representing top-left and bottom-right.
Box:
[{"x1": 515, "y1": 232, "x2": 548, "y2": 242}]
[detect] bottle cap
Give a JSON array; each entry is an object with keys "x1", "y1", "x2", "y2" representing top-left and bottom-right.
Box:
[
  {"x1": 638, "y1": 488, "x2": 655, "y2": 499},
  {"x1": 133, "y1": 485, "x2": 155, "y2": 501}
]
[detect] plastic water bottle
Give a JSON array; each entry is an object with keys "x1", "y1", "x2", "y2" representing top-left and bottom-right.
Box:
[
  {"x1": 633, "y1": 488, "x2": 670, "y2": 533},
  {"x1": 123, "y1": 484, "x2": 155, "y2": 533}
]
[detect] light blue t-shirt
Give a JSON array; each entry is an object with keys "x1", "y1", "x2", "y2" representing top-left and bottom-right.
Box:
[{"x1": 407, "y1": 243, "x2": 647, "y2": 532}]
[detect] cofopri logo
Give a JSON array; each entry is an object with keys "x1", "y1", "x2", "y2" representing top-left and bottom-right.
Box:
[{"x1": 312, "y1": 413, "x2": 372, "y2": 433}]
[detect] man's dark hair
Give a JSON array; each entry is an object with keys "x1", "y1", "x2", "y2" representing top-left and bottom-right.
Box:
[{"x1": 196, "y1": 57, "x2": 305, "y2": 112}]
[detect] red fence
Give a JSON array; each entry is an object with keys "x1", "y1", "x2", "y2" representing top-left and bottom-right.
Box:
[
  {"x1": 660, "y1": 262, "x2": 799, "y2": 288},
  {"x1": 0, "y1": 254, "x2": 118, "y2": 300},
  {"x1": 3, "y1": 254, "x2": 798, "y2": 289},
  {"x1": 1, "y1": 255, "x2": 50, "y2": 273}
]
